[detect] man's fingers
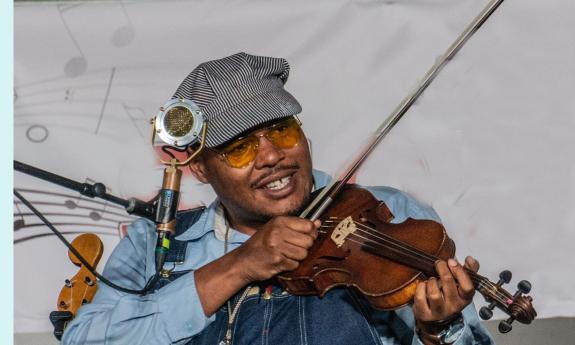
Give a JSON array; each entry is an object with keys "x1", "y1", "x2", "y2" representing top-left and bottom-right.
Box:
[
  {"x1": 313, "y1": 219, "x2": 321, "y2": 229},
  {"x1": 464, "y1": 256, "x2": 480, "y2": 272},
  {"x1": 282, "y1": 217, "x2": 319, "y2": 238},
  {"x1": 436, "y1": 260, "x2": 458, "y2": 301},
  {"x1": 283, "y1": 228, "x2": 315, "y2": 249},
  {"x1": 277, "y1": 257, "x2": 300, "y2": 272},
  {"x1": 451, "y1": 258, "x2": 476, "y2": 300},
  {"x1": 280, "y1": 242, "x2": 309, "y2": 261},
  {"x1": 413, "y1": 280, "x2": 431, "y2": 319},
  {"x1": 426, "y1": 277, "x2": 445, "y2": 314}
]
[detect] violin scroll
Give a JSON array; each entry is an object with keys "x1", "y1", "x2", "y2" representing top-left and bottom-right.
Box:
[
  {"x1": 50, "y1": 233, "x2": 103, "y2": 340},
  {"x1": 477, "y1": 270, "x2": 536, "y2": 333}
]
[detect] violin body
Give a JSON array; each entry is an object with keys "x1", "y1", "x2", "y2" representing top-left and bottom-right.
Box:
[
  {"x1": 279, "y1": 186, "x2": 455, "y2": 310},
  {"x1": 279, "y1": 185, "x2": 536, "y2": 331}
]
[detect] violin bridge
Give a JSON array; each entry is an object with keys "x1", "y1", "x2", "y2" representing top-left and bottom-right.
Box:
[{"x1": 331, "y1": 216, "x2": 357, "y2": 247}]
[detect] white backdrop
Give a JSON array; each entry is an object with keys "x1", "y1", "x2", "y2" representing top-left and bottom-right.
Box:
[{"x1": 14, "y1": 0, "x2": 574, "y2": 333}]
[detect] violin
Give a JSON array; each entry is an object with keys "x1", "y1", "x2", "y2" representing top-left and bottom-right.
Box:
[
  {"x1": 49, "y1": 233, "x2": 103, "y2": 340},
  {"x1": 277, "y1": 185, "x2": 536, "y2": 333}
]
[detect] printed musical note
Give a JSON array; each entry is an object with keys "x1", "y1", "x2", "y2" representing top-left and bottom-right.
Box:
[
  {"x1": 64, "y1": 89, "x2": 75, "y2": 102},
  {"x1": 111, "y1": 1, "x2": 135, "y2": 48},
  {"x1": 58, "y1": 4, "x2": 88, "y2": 78},
  {"x1": 26, "y1": 124, "x2": 49, "y2": 143},
  {"x1": 64, "y1": 177, "x2": 95, "y2": 210},
  {"x1": 122, "y1": 103, "x2": 150, "y2": 141},
  {"x1": 64, "y1": 199, "x2": 77, "y2": 209},
  {"x1": 63, "y1": 179, "x2": 112, "y2": 222},
  {"x1": 94, "y1": 67, "x2": 116, "y2": 135},
  {"x1": 89, "y1": 197, "x2": 109, "y2": 221}
]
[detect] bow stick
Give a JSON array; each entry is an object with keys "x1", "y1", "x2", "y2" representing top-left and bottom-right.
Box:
[{"x1": 301, "y1": 0, "x2": 506, "y2": 221}]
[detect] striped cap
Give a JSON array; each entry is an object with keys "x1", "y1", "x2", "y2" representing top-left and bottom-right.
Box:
[{"x1": 172, "y1": 52, "x2": 302, "y2": 148}]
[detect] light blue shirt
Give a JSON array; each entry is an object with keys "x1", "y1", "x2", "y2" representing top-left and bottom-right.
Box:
[{"x1": 62, "y1": 170, "x2": 494, "y2": 345}]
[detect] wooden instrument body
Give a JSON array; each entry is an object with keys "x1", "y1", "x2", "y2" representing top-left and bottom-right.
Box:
[
  {"x1": 278, "y1": 186, "x2": 455, "y2": 310},
  {"x1": 50, "y1": 233, "x2": 103, "y2": 340}
]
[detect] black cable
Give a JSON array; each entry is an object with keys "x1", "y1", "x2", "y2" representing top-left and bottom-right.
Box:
[
  {"x1": 14, "y1": 189, "x2": 160, "y2": 295},
  {"x1": 160, "y1": 145, "x2": 188, "y2": 160}
]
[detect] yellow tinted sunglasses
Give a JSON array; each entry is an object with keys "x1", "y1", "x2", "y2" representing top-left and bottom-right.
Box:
[{"x1": 210, "y1": 117, "x2": 302, "y2": 168}]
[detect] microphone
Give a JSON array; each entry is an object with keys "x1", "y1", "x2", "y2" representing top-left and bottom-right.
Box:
[
  {"x1": 151, "y1": 98, "x2": 207, "y2": 272},
  {"x1": 153, "y1": 98, "x2": 205, "y2": 149}
]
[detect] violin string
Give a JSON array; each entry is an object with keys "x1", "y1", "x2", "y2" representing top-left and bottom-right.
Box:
[
  {"x1": 320, "y1": 221, "x2": 512, "y2": 307},
  {"x1": 346, "y1": 222, "x2": 513, "y2": 305},
  {"x1": 352, "y1": 225, "x2": 512, "y2": 306},
  {"x1": 322, "y1": 219, "x2": 440, "y2": 269},
  {"x1": 341, "y1": 231, "x2": 511, "y2": 307},
  {"x1": 323, "y1": 218, "x2": 506, "y2": 292},
  {"x1": 318, "y1": 225, "x2": 510, "y2": 306},
  {"x1": 348, "y1": 221, "x2": 512, "y2": 299}
]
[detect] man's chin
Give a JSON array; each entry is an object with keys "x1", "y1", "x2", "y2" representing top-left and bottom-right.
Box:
[
  {"x1": 270, "y1": 194, "x2": 310, "y2": 217},
  {"x1": 251, "y1": 195, "x2": 308, "y2": 219}
]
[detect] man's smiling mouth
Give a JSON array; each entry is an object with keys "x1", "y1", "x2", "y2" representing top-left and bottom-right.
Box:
[{"x1": 263, "y1": 176, "x2": 292, "y2": 190}]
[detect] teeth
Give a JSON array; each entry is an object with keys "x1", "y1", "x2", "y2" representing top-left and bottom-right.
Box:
[{"x1": 265, "y1": 176, "x2": 291, "y2": 190}]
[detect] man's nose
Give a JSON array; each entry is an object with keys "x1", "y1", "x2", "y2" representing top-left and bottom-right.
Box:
[{"x1": 254, "y1": 136, "x2": 285, "y2": 169}]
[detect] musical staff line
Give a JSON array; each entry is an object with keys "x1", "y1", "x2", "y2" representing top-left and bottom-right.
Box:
[
  {"x1": 14, "y1": 213, "x2": 122, "y2": 227},
  {"x1": 13, "y1": 201, "x2": 133, "y2": 219},
  {"x1": 15, "y1": 231, "x2": 117, "y2": 245}
]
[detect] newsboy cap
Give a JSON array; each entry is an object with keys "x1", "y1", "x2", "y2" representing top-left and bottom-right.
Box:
[{"x1": 172, "y1": 52, "x2": 302, "y2": 148}]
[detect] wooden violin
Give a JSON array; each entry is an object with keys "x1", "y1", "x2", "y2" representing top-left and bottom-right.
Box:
[
  {"x1": 278, "y1": 185, "x2": 536, "y2": 333},
  {"x1": 49, "y1": 233, "x2": 103, "y2": 340}
]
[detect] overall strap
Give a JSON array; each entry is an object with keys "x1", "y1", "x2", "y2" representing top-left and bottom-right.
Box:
[{"x1": 165, "y1": 206, "x2": 206, "y2": 263}]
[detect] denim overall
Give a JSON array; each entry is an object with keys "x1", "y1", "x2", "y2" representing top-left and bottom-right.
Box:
[{"x1": 154, "y1": 209, "x2": 412, "y2": 345}]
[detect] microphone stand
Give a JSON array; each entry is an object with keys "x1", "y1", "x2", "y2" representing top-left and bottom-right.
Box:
[{"x1": 14, "y1": 160, "x2": 156, "y2": 221}]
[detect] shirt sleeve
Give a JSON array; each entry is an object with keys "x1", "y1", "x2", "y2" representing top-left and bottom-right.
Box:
[
  {"x1": 389, "y1": 304, "x2": 495, "y2": 345},
  {"x1": 364, "y1": 186, "x2": 495, "y2": 344},
  {"x1": 61, "y1": 218, "x2": 215, "y2": 345}
]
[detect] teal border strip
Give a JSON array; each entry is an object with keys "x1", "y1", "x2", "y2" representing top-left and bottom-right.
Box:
[{"x1": 3, "y1": 0, "x2": 14, "y2": 344}]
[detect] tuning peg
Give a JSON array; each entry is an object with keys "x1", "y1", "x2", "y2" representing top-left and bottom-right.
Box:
[
  {"x1": 516, "y1": 280, "x2": 531, "y2": 294},
  {"x1": 84, "y1": 276, "x2": 94, "y2": 286},
  {"x1": 479, "y1": 306, "x2": 494, "y2": 320},
  {"x1": 498, "y1": 317, "x2": 514, "y2": 333},
  {"x1": 498, "y1": 270, "x2": 512, "y2": 285}
]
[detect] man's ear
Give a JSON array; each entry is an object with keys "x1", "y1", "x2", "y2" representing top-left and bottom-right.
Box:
[{"x1": 188, "y1": 153, "x2": 210, "y2": 184}]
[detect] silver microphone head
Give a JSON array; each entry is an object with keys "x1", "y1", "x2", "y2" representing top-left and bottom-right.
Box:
[{"x1": 154, "y1": 98, "x2": 205, "y2": 148}]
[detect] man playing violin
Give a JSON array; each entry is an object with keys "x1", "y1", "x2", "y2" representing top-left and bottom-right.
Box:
[{"x1": 62, "y1": 52, "x2": 494, "y2": 345}]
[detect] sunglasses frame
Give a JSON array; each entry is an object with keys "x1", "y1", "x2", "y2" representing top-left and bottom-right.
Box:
[{"x1": 208, "y1": 116, "x2": 302, "y2": 168}]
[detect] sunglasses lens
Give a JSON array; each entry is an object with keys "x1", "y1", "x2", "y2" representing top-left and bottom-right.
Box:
[
  {"x1": 266, "y1": 118, "x2": 302, "y2": 149},
  {"x1": 218, "y1": 117, "x2": 302, "y2": 168},
  {"x1": 221, "y1": 137, "x2": 259, "y2": 168}
]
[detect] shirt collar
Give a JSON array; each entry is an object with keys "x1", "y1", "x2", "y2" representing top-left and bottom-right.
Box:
[{"x1": 213, "y1": 201, "x2": 231, "y2": 241}]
